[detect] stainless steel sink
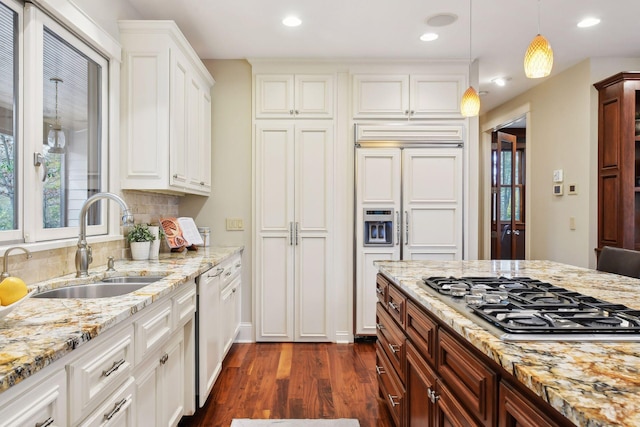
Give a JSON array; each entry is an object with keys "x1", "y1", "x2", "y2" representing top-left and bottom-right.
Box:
[
  {"x1": 100, "y1": 276, "x2": 165, "y2": 284},
  {"x1": 33, "y1": 283, "x2": 149, "y2": 299}
]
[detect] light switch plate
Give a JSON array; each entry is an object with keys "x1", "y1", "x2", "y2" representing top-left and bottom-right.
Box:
[{"x1": 226, "y1": 218, "x2": 244, "y2": 231}]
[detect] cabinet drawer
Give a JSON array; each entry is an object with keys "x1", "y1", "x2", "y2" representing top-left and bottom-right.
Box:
[
  {"x1": 437, "y1": 330, "x2": 496, "y2": 427},
  {"x1": 436, "y1": 381, "x2": 482, "y2": 427},
  {"x1": 376, "y1": 303, "x2": 405, "y2": 380},
  {"x1": 387, "y1": 284, "x2": 406, "y2": 327},
  {"x1": 173, "y1": 281, "x2": 196, "y2": 329},
  {"x1": 135, "y1": 298, "x2": 172, "y2": 364},
  {"x1": 498, "y1": 382, "x2": 570, "y2": 427},
  {"x1": 78, "y1": 377, "x2": 135, "y2": 427},
  {"x1": 376, "y1": 273, "x2": 388, "y2": 305},
  {"x1": 0, "y1": 368, "x2": 66, "y2": 427},
  {"x1": 376, "y1": 343, "x2": 404, "y2": 427},
  {"x1": 68, "y1": 325, "x2": 134, "y2": 425},
  {"x1": 406, "y1": 299, "x2": 437, "y2": 367}
]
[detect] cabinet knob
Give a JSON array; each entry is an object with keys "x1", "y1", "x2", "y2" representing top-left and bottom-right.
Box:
[
  {"x1": 200, "y1": 181, "x2": 205, "y2": 186},
  {"x1": 173, "y1": 174, "x2": 178, "y2": 179},
  {"x1": 289, "y1": 109, "x2": 294, "y2": 115}
]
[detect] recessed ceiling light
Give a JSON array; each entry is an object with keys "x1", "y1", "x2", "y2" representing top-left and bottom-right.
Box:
[
  {"x1": 282, "y1": 16, "x2": 302, "y2": 27},
  {"x1": 577, "y1": 17, "x2": 600, "y2": 28},
  {"x1": 425, "y1": 13, "x2": 458, "y2": 27},
  {"x1": 420, "y1": 32, "x2": 439, "y2": 42},
  {"x1": 478, "y1": 90, "x2": 489, "y2": 96},
  {"x1": 491, "y1": 77, "x2": 511, "y2": 87}
]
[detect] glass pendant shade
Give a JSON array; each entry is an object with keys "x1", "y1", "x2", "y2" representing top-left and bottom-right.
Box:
[
  {"x1": 47, "y1": 77, "x2": 66, "y2": 154},
  {"x1": 460, "y1": 86, "x2": 480, "y2": 117},
  {"x1": 524, "y1": 34, "x2": 553, "y2": 78},
  {"x1": 47, "y1": 123, "x2": 66, "y2": 154}
]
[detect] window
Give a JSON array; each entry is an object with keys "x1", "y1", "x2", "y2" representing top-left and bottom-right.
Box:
[
  {"x1": 0, "y1": 1, "x2": 18, "y2": 237},
  {"x1": 0, "y1": 0, "x2": 117, "y2": 246}
]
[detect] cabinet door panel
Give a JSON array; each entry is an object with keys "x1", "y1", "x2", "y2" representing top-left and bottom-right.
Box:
[
  {"x1": 410, "y1": 74, "x2": 465, "y2": 118},
  {"x1": 353, "y1": 74, "x2": 409, "y2": 118},
  {"x1": 296, "y1": 235, "x2": 330, "y2": 340},
  {"x1": 438, "y1": 330, "x2": 496, "y2": 427},
  {"x1": 376, "y1": 343, "x2": 404, "y2": 427},
  {"x1": 499, "y1": 382, "x2": 563, "y2": 427},
  {"x1": 255, "y1": 74, "x2": 295, "y2": 118},
  {"x1": 406, "y1": 299, "x2": 437, "y2": 366},
  {"x1": 170, "y1": 49, "x2": 189, "y2": 187},
  {"x1": 403, "y1": 148, "x2": 463, "y2": 260},
  {"x1": 406, "y1": 342, "x2": 436, "y2": 427},
  {"x1": 295, "y1": 75, "x2": 334, "y2": 118},
  {"x1": 436, "y1": 381, "x2": 482, "y2": 427}
]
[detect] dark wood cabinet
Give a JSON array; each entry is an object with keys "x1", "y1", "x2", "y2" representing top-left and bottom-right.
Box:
[
  {"x1": 376, "y1": 273, "x2": 574, "y2": 427},
  {"x1": 594, "y1": 72, "x2": 640, "y2": 251}
]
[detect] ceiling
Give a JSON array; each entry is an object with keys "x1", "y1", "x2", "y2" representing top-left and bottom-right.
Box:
[{"x1": 124, "y1": 0, "x2": 640, "y2": 114}]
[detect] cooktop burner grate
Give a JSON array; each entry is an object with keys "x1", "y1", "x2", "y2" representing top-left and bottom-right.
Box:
[{"x1": 419, "y1": 276, "x2": 640, "y2": 338}]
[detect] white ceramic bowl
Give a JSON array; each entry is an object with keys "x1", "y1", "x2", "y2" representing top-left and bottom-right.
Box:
[{"x1": 0, "y1": 290, "x2": 35, "y2": 320}]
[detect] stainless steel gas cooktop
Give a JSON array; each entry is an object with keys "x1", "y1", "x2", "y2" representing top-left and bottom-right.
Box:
[{"x1": 418, "y1": 276, "x2": 640, "y2": 341}]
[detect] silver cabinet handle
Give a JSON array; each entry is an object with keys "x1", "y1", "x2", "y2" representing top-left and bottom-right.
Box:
[
  {"x1": 427, "y1": 388, "x2": 440, "y2": 404},
  {"x1": 375, "y1": 365, "x2": 385, "y2": 375},
  {"x1": 388, "y1": 301, "x2": 399, "y2": 311},
  {"x1": 513, "y1": 229, "x2": 520, "y2": 236},
  {"x1": 375, "y1": 287, "x2": 383, "y2": 295},
  {"x1": 289, "y1": 222, "x2": 294, "y2": 246},
  {"x1": 395, "y1": 211, "x2": 400, "y2": 245},
  {"x1": 102, "y1": 359, "x2": 125, "y2": 377},
  {"x1": 104, "y1": 398, "x2": 127, "y2": 421},
  {"x1": 388, "y1": 393, "x2": 400, "y2": 407},
  {"x1": 208, "y1": 267, "x2": 224, "y2": 278},
  {"x1": 388, "y1": 343, "x2": 400, "y2": 354},
  {"x1": 160, "y1": 353, "x2": 169, "y2": 364},
  {"x1": 375, "y1": 323, "x2": 384, "y2": 330},
  {"x1": 404, "y1": 211, "x2": 409, "y2": 245},
  {"x1": 35, "y1": 418, "x2": 54, "y2": 427},
  {"x1": 295, "y1": 222, "x2": 299, "y2": 245}
]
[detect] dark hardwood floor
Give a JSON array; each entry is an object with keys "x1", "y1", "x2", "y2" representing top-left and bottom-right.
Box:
[{"x1": 179, "y1": 342, "x2": 394, "y2": 427}]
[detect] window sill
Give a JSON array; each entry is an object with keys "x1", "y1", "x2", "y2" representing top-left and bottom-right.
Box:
[{"x1": 1, "y1": 235, "x2": 125, "y2": 256}]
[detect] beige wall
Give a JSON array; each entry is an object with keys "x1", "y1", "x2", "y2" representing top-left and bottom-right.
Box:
[
  {"x1": 180, "y1": 60, "x2": 253, "y2": 327},
  {"x1": 481, "y1": 57, "x2": 640, "y2": 269}
]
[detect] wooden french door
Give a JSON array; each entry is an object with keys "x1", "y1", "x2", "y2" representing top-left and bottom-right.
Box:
[{"x1": 491, "y1": 131, "x2": 526, "y2": 259}]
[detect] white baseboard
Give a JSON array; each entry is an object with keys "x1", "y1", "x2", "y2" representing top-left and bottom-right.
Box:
[{"x1": 235, "y1": 322, "x2": 254, "y2": 343}]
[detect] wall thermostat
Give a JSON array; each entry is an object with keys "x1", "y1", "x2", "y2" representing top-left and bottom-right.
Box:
[{"x1": 553, "y1": 169, "x2": 564, "y2": 183}]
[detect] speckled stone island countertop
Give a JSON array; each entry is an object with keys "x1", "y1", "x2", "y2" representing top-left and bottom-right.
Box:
[
  {"x1": 0, "y1": 246, "x2": 243, "y2": 395},
  {"x1": 374, "y1": 259, "x2": 640, "y2": 427}
]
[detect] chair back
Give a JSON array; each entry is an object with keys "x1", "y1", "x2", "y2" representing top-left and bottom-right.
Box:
[{"x1": 597, "y1": 246, "x2": 640, "y2": 278}]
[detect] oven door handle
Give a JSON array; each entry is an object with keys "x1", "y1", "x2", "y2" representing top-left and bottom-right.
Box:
[{"x1": 395, "y1": 211, "x2": 400, "y2": 245}]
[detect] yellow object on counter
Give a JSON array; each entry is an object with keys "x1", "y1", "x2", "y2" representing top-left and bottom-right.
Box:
[{"x1": 0, "y1": 276, "x2": 28, "y2": 306}]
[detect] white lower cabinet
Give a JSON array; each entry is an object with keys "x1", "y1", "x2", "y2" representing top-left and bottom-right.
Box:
[
  {"x1": 221, "y1": 271, "x2": 241, "y2": 355},
  {"x1": 134, "y1": 328, "x2": 185, "y2": 427},
  {"x1": 78, "y1": 377, "x2": 135, "y2": 427},
  {"x1": 68, "y1": 325, "x2": 135, "y2": 426},
  {"x1": 0, "y1": 367, "x2": 67, "y2": 427}
]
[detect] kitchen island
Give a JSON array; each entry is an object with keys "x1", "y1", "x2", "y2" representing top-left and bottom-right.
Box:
[
  {"x1": 0, "y1": 246, "x2": 242, "y2": 394},
  {"x1": 375, "y1": 259, "x2": 640, "y2": 427}
]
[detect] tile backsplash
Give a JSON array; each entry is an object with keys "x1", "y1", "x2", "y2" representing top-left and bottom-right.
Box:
[{"x1": 3, "y1": 190, "x2": 180, "y2": 284}]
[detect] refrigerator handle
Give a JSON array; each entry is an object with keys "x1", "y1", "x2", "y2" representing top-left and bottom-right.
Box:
[
  {"x1": 404, "y1": 211, "x2": 409, "y2": 245},
  {"x1": 395, "y1": 211, "x2": 400, "y2": 245}
]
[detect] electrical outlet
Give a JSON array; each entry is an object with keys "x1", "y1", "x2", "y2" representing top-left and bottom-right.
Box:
[
  {"x1": 569, "y1": 216, "x2": 576, "y2": 230},
  {"x1": 226, "y1": 218, "x2": 244, "y2": 231}
]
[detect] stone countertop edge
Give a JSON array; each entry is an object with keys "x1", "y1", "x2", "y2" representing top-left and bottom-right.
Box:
[
  {"x1": 0, "y1": 245, "x2": 243, "y2": 394},
  {"x1": 374, "y1": 259, "x2": 640, "y2": 427}
]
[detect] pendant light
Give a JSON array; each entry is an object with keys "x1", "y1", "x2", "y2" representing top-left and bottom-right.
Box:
[
  {"x1": 47, "y1": 77, "x2": 66, "y2": 154},
  {"x1": 524, "y1": 0, "x2": 553, "y2": 78},
  {"x1": 460, "y1": 0, "x2": 480, "y2": 117}
]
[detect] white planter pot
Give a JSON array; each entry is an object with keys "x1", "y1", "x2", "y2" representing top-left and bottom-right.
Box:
[{"x1": 130, "y1": 241, "x2": 150, "y2": 261}]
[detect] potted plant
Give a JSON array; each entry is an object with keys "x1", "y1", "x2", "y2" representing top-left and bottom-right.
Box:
[{"x1": 127, "y1": 223, "x2": 156, "y2": 260}]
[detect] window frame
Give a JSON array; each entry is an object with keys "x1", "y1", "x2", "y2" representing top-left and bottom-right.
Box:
[{"x1": 0, "y1": 0, "x2": 122, "y2": 249}]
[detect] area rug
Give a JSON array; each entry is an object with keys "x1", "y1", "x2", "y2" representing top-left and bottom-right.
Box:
[{"x1": 230, "y1": 419, "x2": 360, "y2": 427}]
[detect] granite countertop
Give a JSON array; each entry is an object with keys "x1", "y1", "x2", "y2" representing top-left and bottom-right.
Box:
[
  {"x1": 374, "y1": 259, "x2": 640, "y2": 427},
  {"x1": 0, "y1": 246, "x2": 243, "y2": 394}
]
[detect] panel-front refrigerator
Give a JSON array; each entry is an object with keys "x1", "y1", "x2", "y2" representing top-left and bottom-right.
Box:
[{"x1": 355, "y1": 145, "x2": 463, "y2": 336}]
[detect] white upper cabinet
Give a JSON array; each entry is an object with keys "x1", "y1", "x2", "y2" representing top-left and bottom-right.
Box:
[
  {"x1": 352, "y1": 74, "x2": 465, "y2": 119},
  {"x1": 255, "y1": 74, "x2": 334, "y2": 119},
  {"x1": 119, "y1": 20, "x2": 215, "y2": 196}
]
